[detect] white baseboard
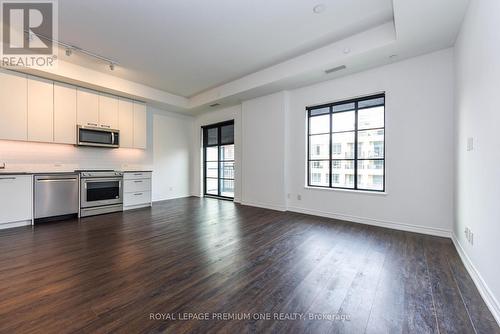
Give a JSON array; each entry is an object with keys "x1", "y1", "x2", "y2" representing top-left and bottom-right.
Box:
[
  {"x1": 239, "y1": 200, "x2": 287, "y2": 212},
  {"x1": 0, "y1": 219, "x2": 32, "y2": 230},
  {"x1": 287, "y1": 206, "x2": 451, "y2": 238},
  {"x1": 124, "y1": 203, "x2": 152, "y2": 211},
  {"x1": 452, "y1": 234, "x2": 500, "y2": 326},
  {"x1": 152, "y1": 194, "x2": 192, "y2": 203}
]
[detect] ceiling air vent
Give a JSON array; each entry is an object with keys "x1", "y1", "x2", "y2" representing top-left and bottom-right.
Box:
[
  {"x1": 324, "y1": 65, "x2": 346, "y2": 74},
  {"x1": 209, "y1": 103, "x2": 220, "y2": 107}
]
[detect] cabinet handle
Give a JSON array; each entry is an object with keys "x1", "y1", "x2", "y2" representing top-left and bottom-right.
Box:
[
  {"x1": 134, "y1": 193, "x2": 143, "y2": 196},
  {"x1": 134, "y1": 180, "x2": 143, "y2": 183},
  {"x1": 101, "y1": 125, "x2": 110, "y2": 128},
  {"x1": 36, "y1": 178, "x2": 77, "y2": 183},
  {"x1": 134, "y1": 173, "x2": 143, "y2": 176},
  {"x1": 87, "y1": 123, "x2": 98, "y2": 127},
  {"x1": 0, "y1": 177, "x2": 16, "y2": 180}
]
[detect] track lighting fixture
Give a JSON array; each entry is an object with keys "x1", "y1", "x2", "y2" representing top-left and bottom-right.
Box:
[{"x1": 22, "y1": 29, "x2": 119, "y2": 70}]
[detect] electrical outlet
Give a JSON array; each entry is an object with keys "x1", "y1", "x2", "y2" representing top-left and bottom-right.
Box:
[
  {"x1": 297, "y1": 194, "x2": 302, "y2": 201},
  {"x1": 287, "y1": 193, "x2": 291, "y2": 199},
  {"x1": 464, "y1": 227, "x2": 474, "y2": 246},
  {"x1": 467, "y1": 137, "x2": 474, "y2": 151}
]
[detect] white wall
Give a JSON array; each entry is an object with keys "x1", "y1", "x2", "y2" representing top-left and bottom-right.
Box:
[
  {"x1": 0, "y1": 106, "x2": 193, "y2": 202},
  {"x1": 191, "y1": 105, "x2": 242, "y2": 201},
  {"x1": 152, "y1": 108, "x2": 193, "y2": 201},
  {"x1": 286, "y1": 49, "x2": 455, "y2": 236},
  {"x1": 241, "y1": 92, "x2": 288, "y2": 210},
  {"x1": 454, "y1": 0, "x2": 500, "y2": 322}
]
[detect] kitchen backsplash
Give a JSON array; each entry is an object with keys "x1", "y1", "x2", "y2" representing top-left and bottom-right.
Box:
[{"x1": 0, "y1": 140, "x2": 153, "y2": 172}]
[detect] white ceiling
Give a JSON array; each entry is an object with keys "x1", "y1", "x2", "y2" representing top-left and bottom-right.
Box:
[
  {"x1": 33, "y1": 0, "x2": 470, "y2": 114},
  {"x1": 58, "y1": 0, "x2": 394, "y2": 97}
]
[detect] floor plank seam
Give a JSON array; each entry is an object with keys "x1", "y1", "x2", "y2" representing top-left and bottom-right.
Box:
[
  {"x1": 423, "y1": 245, "x2": 441, "y2": 334},
  {"x1": 362, "y1": 236, "x2": 393, "y2": 334},
  {"x1": 447, "y1": 257, "x2": 478, "y2": 334}
]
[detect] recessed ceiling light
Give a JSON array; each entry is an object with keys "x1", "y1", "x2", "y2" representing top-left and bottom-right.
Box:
[
  {"x1": 313, "y1": 4, "x2": 326, "y2": 14},
  {"x1": 343, "y1": 48, "x2": 351, "y2": 54}
]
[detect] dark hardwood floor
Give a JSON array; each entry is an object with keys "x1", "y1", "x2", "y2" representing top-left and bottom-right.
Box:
[{"x1": 0, "y1": 197, "x2": 498, "y2": 334}]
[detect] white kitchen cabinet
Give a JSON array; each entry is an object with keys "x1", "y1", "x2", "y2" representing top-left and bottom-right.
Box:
[
  {"x1": 98, "y1": 93, "x2": 119, "y2": 129},
  {"x1": 28, "y1": 76, "x2": 54, "y2": 143},
  {"x1": 123, "y1": 172, "x2": 152, "y2": 210},
  {"x1": 133, "y1": 102, "x2": 147, "y2": 149},
  {"x1": 124, "y1": 192, "x2": 152, "y2": 207},
  {"x1": 124, "y1": 178, "x2": 151, "y2": 193},
  {"x1": 0, "y1": 69, "x2": 28, "y2": 141},
  {"x1": 0, "y1": 175, "x2": 32, "y2": 228},
  {"x1": 54, "y1": 82, "x2": 77, "y2": 144},
  {"x1": 77, "y1": 88, "x2": 99, "y2": 127},
  {"x1": 118, "y1": 98, "x2": 134, "y2": 148}
]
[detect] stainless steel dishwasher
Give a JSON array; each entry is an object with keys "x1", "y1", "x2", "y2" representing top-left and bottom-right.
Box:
[{"x1": 34, "y1": 174, "x2": 79, "y2": 222}]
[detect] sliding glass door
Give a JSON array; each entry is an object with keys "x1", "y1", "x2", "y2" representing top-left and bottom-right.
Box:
[{"x1": 203, "y1": 120, "x2": 234, "y2": 199}]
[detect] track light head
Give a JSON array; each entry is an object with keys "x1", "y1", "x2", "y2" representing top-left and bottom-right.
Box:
[
  {"x1": 65, "y1": 48, "x2": 72, "y2": 56},
  {"x1": 109, "y1": 63, "x2": 115, "y2": 71}
]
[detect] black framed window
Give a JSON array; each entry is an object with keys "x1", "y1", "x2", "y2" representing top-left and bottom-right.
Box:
[
  {"x1": 203, "y1": 120, "x2": 235, "y2": 199},
  {"x1": 307, "y1": 94, "x2": 385, "y2": 192}
]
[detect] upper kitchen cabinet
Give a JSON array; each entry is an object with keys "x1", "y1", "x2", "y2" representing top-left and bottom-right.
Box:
[
  {"x1": 118, "y1": 98, "x2": 134, "y2": 148},
  {"x1": 0, "y1": 69, "x2": 28, "y2": 141},
  {"x1": 54, "y1": 82, "x2": 77, "y2": 144},
  {"x1": 98, "y1": 93, "x2": 119, "y2": 129},
  {"x1": 28, "y1": 76, "x2": 54, "y2": 143},
  {"x1": 133, "y1": 102, "x2": 147, "y2": 149},
  {"x1": 77, "y1": 88, "x2": 99, "y2": 127}
]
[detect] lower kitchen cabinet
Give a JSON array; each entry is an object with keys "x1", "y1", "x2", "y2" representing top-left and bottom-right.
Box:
[
  {"x1": 0, "y1": 175, "x2": 33, "y2": 229},
  {"x1": 123, "y1": 172, "x2": 152, "y2": 210}
]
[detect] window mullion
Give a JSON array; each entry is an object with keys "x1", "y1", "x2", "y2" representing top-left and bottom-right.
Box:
[
  {"x1": 329, "y1": 106, "x2": 333, "y2": 188},
  {"x1": 307, "y1": 111, "x2": 311, "y2": 186},
  {"x1": 217, "y1": 126, "x2": 221, "y2": 197},
  {"x1": 354, "y1": 102, "x2": 359, "y2": 190}
]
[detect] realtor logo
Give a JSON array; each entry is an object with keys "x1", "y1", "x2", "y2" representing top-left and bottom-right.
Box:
[{"x1": 1, "y1": 0, "x2": 58, "y2": 67}]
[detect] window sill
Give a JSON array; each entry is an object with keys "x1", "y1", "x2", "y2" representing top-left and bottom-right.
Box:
[{"x1": 304, "y1": 186, "x2": 387, "y2": 196}]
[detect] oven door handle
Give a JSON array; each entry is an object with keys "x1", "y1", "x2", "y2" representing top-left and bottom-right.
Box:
[{"x1": 82, "y1": 178, "x2": 123, "y2": 183}]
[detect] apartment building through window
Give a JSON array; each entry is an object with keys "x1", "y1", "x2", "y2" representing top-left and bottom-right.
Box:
[{"x1": 307, "y1": 94, "x2": 385, "y2": 191}]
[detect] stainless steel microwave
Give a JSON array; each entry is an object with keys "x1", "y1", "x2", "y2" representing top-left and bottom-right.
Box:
[{"x1": 77, "y1": 125, "x2": 120, "y2": 148}]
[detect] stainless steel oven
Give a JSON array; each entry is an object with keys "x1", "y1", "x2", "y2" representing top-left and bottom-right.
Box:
[
  {"x1": 79, "y1": 171, "x2": 123, "y2": 217},
  {"x1": 77, "y1": 126, "x2": 120, "y2": 148}
]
